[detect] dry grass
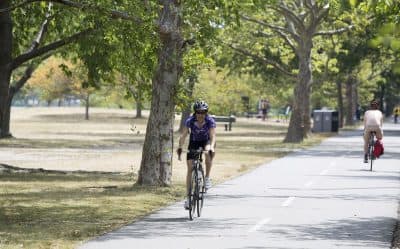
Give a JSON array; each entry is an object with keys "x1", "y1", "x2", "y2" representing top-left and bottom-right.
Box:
[{"x1": 0, "y1": 107, "x2": 331, "y2": 249}]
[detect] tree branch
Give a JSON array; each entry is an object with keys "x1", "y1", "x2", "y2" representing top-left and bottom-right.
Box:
[
  {"x1": 27, "y1": 3, "x2": 53, "y2": 53},
  {"x1": 0, "y1": 0, "x2": 143, "y2": 24},
  {"x1": 240, "y1": 14, "x2": 300, "y2": 45},
  {"x1": 10, "y1": 52, "x2": 52, "y2": 97},
  {"x1": 253, "y1": 31, "x2": 274, "y2": 38},
  {"x1": 9, "y1": 64, "x2": 35, "y2": 97},
  {"x1": 268, "y1": 4, "x2": 306, "y2": 33},
  {"x1": 314, "y1": 25, "x2": 353, "y2": 36},
  {"x1": 223, "y1": 41, "x2": 296, "y2": 78},
  {"x1": 315, "y1": 3, "x2": 330, "y2": 26},
  {"x1": 11, "y1": 28, "x2": 94, "y2": 70},
  {"x1": 274, "y1": 29, "x2": 297, "y2": 52}
]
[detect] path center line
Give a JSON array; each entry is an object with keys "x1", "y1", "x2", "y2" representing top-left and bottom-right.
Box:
[
  {"x1": 282, "y1": 196, "x2": 295, "y2": 207},
  {"x1": 304, "y1": 181, "x2": 313, "y2": 188},
  {"x1": 248, "y1": 218, "x2": 271, "y2": 233},
  {"x1": 320, "y1": 169, "x2": 329, "y2": 175}
]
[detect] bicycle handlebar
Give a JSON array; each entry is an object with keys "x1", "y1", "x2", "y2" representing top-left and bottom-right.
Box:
[{"x1": 177, "y1": 147, "x2": 214, "y2": 161}]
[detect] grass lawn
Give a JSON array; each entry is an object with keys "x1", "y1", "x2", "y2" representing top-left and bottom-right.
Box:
[{"x1": 0, "y1": 107, "x2": 332, "y2": 249}]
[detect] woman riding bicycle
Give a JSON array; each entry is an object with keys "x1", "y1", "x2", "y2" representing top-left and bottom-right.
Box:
[
  {"x1": 177, "y1": 100, "x2": 216, "y2": 209},
  {"x1": 363, "y1": 100, "x2": 383, "y2": 163}
]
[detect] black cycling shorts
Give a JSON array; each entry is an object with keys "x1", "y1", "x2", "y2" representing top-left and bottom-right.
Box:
[{"x1": 187, "y1": 140, "x2": 209, "y2": 160}]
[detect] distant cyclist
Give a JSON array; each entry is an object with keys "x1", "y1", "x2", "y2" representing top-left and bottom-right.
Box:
[
  {"x1": 363, "y1": 100, "x2": 383, "y2": 163},
  {"x1": 393, "y1": 106, "x2": 400, "y2": 124},
  {"x1": 177, "y1": 100, "x2": 216, "y2": 209}
]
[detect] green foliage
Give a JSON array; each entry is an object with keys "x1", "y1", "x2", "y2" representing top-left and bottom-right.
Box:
[
  {"x1": 8, "y1": 0, "x2": 399, "y2": 128},
  {"x1": 193, "y1": 68, "x2": 292, "y2": 115}
]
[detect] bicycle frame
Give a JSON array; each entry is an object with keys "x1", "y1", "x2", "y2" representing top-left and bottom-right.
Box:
[{"x1": 187, "y1": 148, "x2": 206, "y2": 220}]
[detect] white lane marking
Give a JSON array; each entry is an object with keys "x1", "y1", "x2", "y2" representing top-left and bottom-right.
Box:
[
  {"x1": 248, "y1": 218, "x2": 271, "y2": 233},
  {"x1": 282, "y1": 196, "x2": 295, "y2": 207},
  {"x1": 320, "y1": 169, "x2": 329, "y2": 175},
  {"x1": 304, "y1": 181, "x2": 313, "y2": 188}
]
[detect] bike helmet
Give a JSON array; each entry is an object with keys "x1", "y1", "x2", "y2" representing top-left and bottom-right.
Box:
[
  {"x1": 193, "y1": 100, "x2": 209, "y2": 112},
  {"x1": 370, "y1": 100, "x2": 379, "y2": 109}
]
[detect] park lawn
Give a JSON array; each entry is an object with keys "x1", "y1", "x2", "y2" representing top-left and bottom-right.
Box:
[
  {"x1": 0, "y1": 107, "x2": 333, "y2": 249},
  {"x1": 0, "y1": 172, "x2": 186, "y2": 249}
]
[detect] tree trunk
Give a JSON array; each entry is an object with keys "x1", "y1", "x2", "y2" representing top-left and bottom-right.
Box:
[
  {"x1": 135, "y1": 85, "x2": 143, "y2": 118},
  {"x1": 336, "y1": 80, "x2": 344, "y2": 128},
  {"x1": 136, "y1": 100, "x2": 142, "y2": 118},
  {"x1": 0, "y1": 0, "x2": 13, "y2": 138},
  {"x1": 179, "y1": 108, "x2": 191, "y2": 133},
  {"x1": 178, "y1": 75, "x2": 196, "y2": 132},
  {"x1": 0, "y1": 71, "x2": 12, "y2": 138},
  {"x1": 85, "y1": 93, "x2": 89, "y2": 120},
  {"x1": 137, "y1": 1, "x2": 183, "y2": 186},
  {"x1": 284, "y1": 43, "x2": 312, "y2": 143},
  {"x1": 345, "y1": 75, "x2": 356, "y2": 125}
]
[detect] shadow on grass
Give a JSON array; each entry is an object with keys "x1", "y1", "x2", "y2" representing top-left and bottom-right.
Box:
[
  {"x1": 0, "y1": 137, "x2": 143, "y2": 149},
  {"x1": 35, "y1": 112, "x2": 142, "y2": 124},
  {"x1": 0, "y1": 168, "x2": 186, "y2": 248}
]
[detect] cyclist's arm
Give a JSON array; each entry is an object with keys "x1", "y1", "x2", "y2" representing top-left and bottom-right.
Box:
[{"x1": 209, "y1": 127, "x2": 216, "y2": 151}]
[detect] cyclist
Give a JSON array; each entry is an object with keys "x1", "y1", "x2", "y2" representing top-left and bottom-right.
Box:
[
  {"x1": 393, "y1": 105, "x2": 400, "y2": 124},
  {"x1": 177, "y1": 100, "x2": 216, "y2": 209},
  {"x1": 363, "y1": 100, "x2": 383, "y2": 163}
]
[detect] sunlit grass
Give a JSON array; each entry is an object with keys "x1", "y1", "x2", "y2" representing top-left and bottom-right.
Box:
[{"x1": 0, "y1": 172, "x2": 185, "y2": 249}]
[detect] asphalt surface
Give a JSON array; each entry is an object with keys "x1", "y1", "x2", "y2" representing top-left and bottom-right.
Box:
[{"x1": 79, "y1": 122, "x2": 400, "y2": 249}]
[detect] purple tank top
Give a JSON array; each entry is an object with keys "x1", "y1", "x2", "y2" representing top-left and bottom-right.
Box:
[{"x1": 185, "y1": 115, "x2": 216, "y2": 141}]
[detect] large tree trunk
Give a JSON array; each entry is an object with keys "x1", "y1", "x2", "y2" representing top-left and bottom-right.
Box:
[
  {"x1": 0, "y1": 0, "x2": 13, "y2": 138},
  {"x1": 284, "y1": 43, "x2": 312, "y2": 143},
  {"x1": 137, "y1": 1, "x2": 183, "y2": 186}
]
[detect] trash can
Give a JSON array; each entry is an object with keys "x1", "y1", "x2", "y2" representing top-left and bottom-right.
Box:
[{"x1": 312, "y1": 110, "x2": 339, "y2": 132}]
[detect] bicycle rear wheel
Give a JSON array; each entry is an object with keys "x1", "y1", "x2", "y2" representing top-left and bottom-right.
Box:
[
  {"x1": 369, "y1": 136, "x2": 375, "y2": 171},
  {"x1": 196, "y1": 169, "x2": 205, "y2": 217}
]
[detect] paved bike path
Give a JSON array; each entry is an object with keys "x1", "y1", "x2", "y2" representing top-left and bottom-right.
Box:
[{"x1": 79, "y1": 122, "x2": 400, "y2": 249}]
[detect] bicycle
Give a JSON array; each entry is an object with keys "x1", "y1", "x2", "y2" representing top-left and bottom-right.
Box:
[
  {"x1": 367, "y1": 131, "x2": 376, "y2": 171},
  {"x1": 187, "y1": 148, "x2": 206, "y2": 220}
]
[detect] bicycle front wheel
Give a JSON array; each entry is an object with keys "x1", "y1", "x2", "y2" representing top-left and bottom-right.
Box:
[
  {"x1": 196, "y1": 169, "x2": 205, "y2": 217},
  {"x1": 188, "y1": 171, "x2": 197, "y2": 220}
]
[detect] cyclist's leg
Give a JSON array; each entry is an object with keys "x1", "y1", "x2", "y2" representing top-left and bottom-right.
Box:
[
  {"x1": 204, "y1": 141, "x2": 213, "y2": 189},
  {"x1": 204, "y1": 142, "x2": 213, "y2": 178},
  {"x1": 363, "y1": 128, "x2": 370, "y2": 155},
  {"x1": 375, "y1": 127, "x2": 383, "y2": 140},
  {"x1": 186, "y1": 159, "x2": 193, "y2": 195}
]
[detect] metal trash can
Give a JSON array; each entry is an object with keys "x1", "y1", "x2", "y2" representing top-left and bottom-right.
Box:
[{"x1": 312, "y1": 110, "x2": 339, "y2": 132}]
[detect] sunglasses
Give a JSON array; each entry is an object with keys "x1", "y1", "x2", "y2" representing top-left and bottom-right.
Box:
[{"x1": 196, "y1": 111, "x2": 207, "y2": 115}]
